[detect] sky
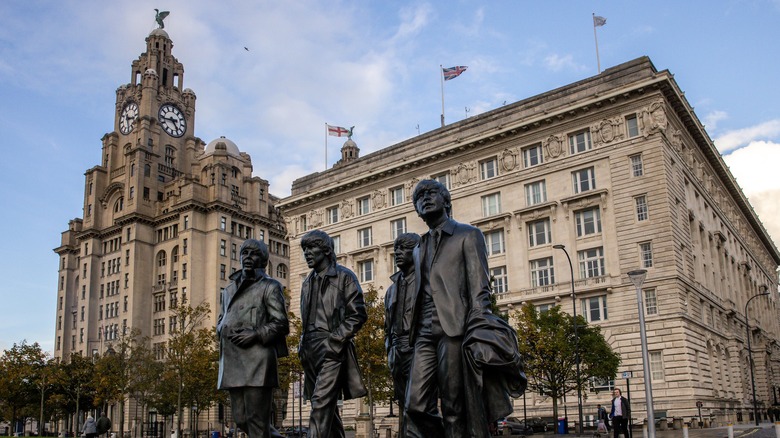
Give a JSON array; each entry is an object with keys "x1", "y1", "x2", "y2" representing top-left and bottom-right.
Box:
[{"x1": 2, "y1": 0, "x2": 780, "y2": 354}]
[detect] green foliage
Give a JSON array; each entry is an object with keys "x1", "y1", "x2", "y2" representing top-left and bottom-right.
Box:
[
  {"x1": 0, "y1": 341, "x2": 48, "y2": 428},
  {"x1": 514, "y1": 303, "x2": 620, "y2": 421},
  {"x1": 277, "y1": 288, "x2": 303, "y2": 394},
  {"x1": 353, "y1": 285, "x2": 393, "y2": 429}
]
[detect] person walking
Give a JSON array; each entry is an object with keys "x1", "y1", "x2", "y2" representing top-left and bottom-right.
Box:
[
  {"x1": 96, "y1": 412, "x2": 112, "y2": 438},
  {"x1": 82, "y1": 415, "x2": 98, "y2": 438},
  {"x1": 609, "y1": 389, "x2": 630, "y2": 438}
]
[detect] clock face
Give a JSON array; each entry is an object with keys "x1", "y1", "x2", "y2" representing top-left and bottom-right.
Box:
[
  {"x1": 119, "y1": 102, "x2": 139, "y2": 135},
  {"x1": 158, "y1": 103, "x2": 187, "y2": 138}
]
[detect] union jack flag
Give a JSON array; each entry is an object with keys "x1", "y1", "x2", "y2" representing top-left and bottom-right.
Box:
[
  {"x1": 327, "y1": 124, "x2": 350, "y2": 137},
  {"x1": 442, "y1": 65, "x2": 468, "y2": 81}
]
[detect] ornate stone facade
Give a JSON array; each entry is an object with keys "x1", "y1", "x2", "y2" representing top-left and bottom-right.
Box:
[{"x1": 279, "y1": 57, "x2": 780, "y2": 428}]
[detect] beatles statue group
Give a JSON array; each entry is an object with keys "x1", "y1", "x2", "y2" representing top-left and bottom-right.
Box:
[{"x1": 217, "y1": 180, "x2": 527, "y2": 438}]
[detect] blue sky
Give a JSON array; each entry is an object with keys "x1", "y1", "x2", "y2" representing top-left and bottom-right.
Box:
[{"x1": 2, "y1": 1, "x2": 780, "y2": 354}]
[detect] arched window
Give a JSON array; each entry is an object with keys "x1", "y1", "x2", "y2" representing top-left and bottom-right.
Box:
[
  {"x1": 276, "y1": 264, "x2": 288, "y2": 279},
  {"x1": 171, "y1": 246, "x2": 179, "y2": 264},
  {"x1": 114, "y1": 197, "x2": 124, "y2": 212},
  {"x1": 156, "y1": 250, "x2": 167, "y2": 285}
]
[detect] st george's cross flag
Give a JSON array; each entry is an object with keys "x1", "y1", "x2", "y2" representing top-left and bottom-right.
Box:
[
  {"x1": 327, "y1": 124, "x2": 350, "y2": 137},
  {"x1": 442, "y1": 65, "x2": 468, "y2": 81},
  {"x1": 593, "y1": 15, "x2": 607, "y2": 27}
]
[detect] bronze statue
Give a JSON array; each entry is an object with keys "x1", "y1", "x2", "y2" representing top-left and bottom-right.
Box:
[
  {"x1": 299, "y1": 230, "x2": 367, "y2": 438},
  {"x1": 384, "y1": 233, "x2": 420, "y2": 427},
  {"x1": 217, "y1": 239, "x2": 289, "y2": 438},
  {"x1": 404, "y1": 179, "x2": 525, "y2": 438},
  {"x1": 154, "y1": 9, "x2": 170, "y2": 29}
]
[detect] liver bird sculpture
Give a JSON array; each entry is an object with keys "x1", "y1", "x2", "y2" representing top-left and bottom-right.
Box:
[{"x1": 154, "y1": 9, "x2": 170, "y2": 29}]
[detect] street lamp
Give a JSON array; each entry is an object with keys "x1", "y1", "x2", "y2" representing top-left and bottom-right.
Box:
[
  {"x1": 553, "y1": 244, "x2": 583, "y2": 435},
  {"x1": 745, "y1": 287, "x2": 770, "y2": 426},
  {"x1": 627, "y1": 269, "x2": 654, "y2": 438}
]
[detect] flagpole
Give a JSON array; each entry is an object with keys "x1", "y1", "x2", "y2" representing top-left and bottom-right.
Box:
[
  {"x1": 593, "y1": 13, "x2": 601, "y2": 73},
  {"x1": 325, "y1": 123, "x2": 328, "y2": 170},
  {"x1": 440, "y1": 64, "x2": 445, "y2": 127}
]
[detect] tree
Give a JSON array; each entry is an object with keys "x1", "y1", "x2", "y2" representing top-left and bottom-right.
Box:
[
  {"x1": 276, "y1": 287, "x2": 303, "y2": 429},
  {"x1": 514, "y1": 303, "x2": 620, "y2": 422},
  {"x1": 53, "y1": 353, "x2": 96, "y2": 434},
  {"x1": 0, "y1": 341, "x2": 46, "y2": 435},
  {"x1": 163, "y1": 302, "x2": 219, "y2": 438},
  {"x1": 353, "y1": 285, "x2": 393, "y2": 434}
]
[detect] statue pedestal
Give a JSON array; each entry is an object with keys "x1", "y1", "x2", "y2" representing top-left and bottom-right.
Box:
[{"x1": 355, "y1": 415, "x2": 372, "y2": 438}]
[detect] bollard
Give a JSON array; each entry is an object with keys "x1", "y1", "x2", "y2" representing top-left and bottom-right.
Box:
[
  {"x1": 683, "y1": 424, "x2": 689, "y2": 438},
  {"x1": 642, "y1": 423, "x2": 648, "y2": 438},
  {"x1": 727, "y1": 423, "x2": 733, "y2": 438},
  {"x1": 774, "y1": 421, "x2": 780, "y2": 438}
]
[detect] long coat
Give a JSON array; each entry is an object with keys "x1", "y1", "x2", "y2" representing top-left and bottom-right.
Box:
[
  {"x1": 217, "y1": 268, "x2": 289, "y2": 389},
  {"x1": 299, "y1": 263, "x2": 367, "y2": 400},
  {"x1": 409, "y1": 218, "x2": 493, "y2": 342}
]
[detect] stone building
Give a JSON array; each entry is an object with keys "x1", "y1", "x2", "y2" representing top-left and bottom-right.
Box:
[
  {"x1": 278, "y1": 57, "x2": 780, "y2": 429},
  {"x1": 53, "y1": 27, "x2": 289, "y2": 431}
]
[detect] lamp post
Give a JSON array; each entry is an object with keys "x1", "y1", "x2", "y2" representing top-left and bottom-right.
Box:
[
  {"x1": 627, "y1": 269, "x2": 654, "y2": 438},
  {"x1": 553, "y1": 244, "x2": 583, "y2": 435},
  {"x1": 745, "y1": 288, "x2": 770, "y2": 426}
]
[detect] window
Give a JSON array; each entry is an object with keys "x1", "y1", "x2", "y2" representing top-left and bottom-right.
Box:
[
  {"x1": 277, "y1": 264, "x2": 288, "y2": 279},
  {"x1": 644, "y1": 288, "x2": 658, "y2": 315},
  {"x1": 491, "y1": 266, "x2": 507, "y2": 293},
  {"x1": 575, "y1": 208, "x2": 602, "y2": 237},
  {"x1": 153, "y1": 318, "x2": 165, "y2": 336},
  {"x1": 569, "y1": 130, "x2": 592, "y2": 154},
  {"x1": 431, "y1": 172, "x2": 451, "y2": 189},
  {"x1": 220, "y1": 264, "x2": 226, "y2": 280},
  {"x1": 630, "y1": 154, "x2": 644, "y2": 177},
  {"x1": 484, "y1": 230, "x2": 505, "y2": 256},
  {"x1": 640, "y1": 242, "x2": 653, "y2": 268},
  {"x1": 525, "y1": 181, "x2": 547, "y2": 206},
  {"x1": 581, "y1": 295, "x2": 608, "y2": 322},
  {"x1": 357, "y1": 196, "x2": 371, "y2": 216},
  {"x1": 572, "y1": 167, "x2": 596, "y2": 193},
  {"x1": 589, "y1": 377, "x2": 615, "y2": 393},
  {"x1": 481, "y1": 193, "x2": 502, "y2": 217},
  {"x1": 154, "y1": 294, "x2": 166, "y2": 312},
  {"x1": 578, "y1": 247, "x2": 605, "y2": 278},
  {"x1": 231, "y1": 243, "x2": 237, "y2": 260},
  {"x1": 626, "y1": 114, "x2": 639, "y2": 138},
  {"x1": 391, "y1": 218, "x2": 407, "y2": 240},
  {"x1": 537, "y1": 304, "x2": 552, "y2": 314},
  {"x1": 649, "y1": 351, "x2": 665, "y2": 381},
  {"x1": 389, "y1": 186, "x2": 404, "y2": 206},
  {"x1": 220, "y1": 217, "x2": 227, "y2": 231},
  {"x1": 170, "y1": 291, "x2": 178, "y2": 308},
  {"x1": 332, "y1": 235, "x2": 341, "y2": 254},
  {"x1": 522, "y1": 143, "x2": 543, "y2": 168},
  {"x1": 326, "y1": 206, "x2": 340, "y2": 224},
  {"x1": 169, "y1": 316, "x2": 177, "y2": 333},
  {"x1": 358, "y1": 228, "x2": 372, "y2": 248},
  {"x1": 358, "y1": 259, "x2": 373, "y2": 282},
  {"x1": 480, "y1": 157, "x2": 498, "y2": 180},
  {"x1": 183, "y1": 238, "x2": 188, "y2": 255},
  {"x1": 183, "y1": 215, "x2": 189, "y2": 229},
  {"x1": 300, "y1": 215, "x2": 308, "y2": 232},
  {"x1": 220, "y1": 240, "x2": 226, "y2": 256},
  {"x1": 530, "y1": 258, "x2": 555, "y2": 287},
  {"x1": 635, "y1": 195, "x2": 648, "y2": 221},
  {"x1": 527, "y1": 219, "x2": 551, "y2": 247}
]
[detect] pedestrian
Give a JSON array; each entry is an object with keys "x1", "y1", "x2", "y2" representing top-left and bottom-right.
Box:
[
  {"x1": 597, "y1": 404, "x2": 610, "y2": 432},
  {"x1": 82, "y1": 415, "x2": 98, "y2": 438},
  {"x1": 96, "y1": 412, "x2": 111, "y2": 438},
  {"x1": 609, "y1": 388, "x2": 630, "y2": 438}
]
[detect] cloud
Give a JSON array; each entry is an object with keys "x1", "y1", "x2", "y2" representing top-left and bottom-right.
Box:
[
  {"x1": 723, "y1": 140, "x2": 780, "y2": 248},
  {"x1": 392, "y1": 3, "x2": 433, "y2": 42},
  {"x1": 703, "y1": 110, "x2": 728, "y2": 131},
  {"x1": 713, "y1": 119, "x2": 780, "y2": 153},
  {"x1": 543, "y1": 53, "x2": 586, "y2": 73}
]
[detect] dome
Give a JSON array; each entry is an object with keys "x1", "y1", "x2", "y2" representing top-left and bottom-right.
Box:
[
  {"x1": 342, "y1": 138, "x2": 357, "y2": 149},
  {"x1": 204, "y1": 136, "x2": 241, "y2": 157},
  {"x1": 182, "y1": 88, "x2": 196, "y2": 97},
  {"x1": 149, "y1": 28, "x2": 170, "y2": 39}
]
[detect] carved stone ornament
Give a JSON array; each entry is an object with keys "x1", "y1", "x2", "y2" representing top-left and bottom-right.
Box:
[
  {"x1": 543, "y1": 134, "x2": 566, "y2": 159},
  {"x1": 309, "y1": 208, "x2": 324, "y2": 228},
  {"x1": 592, "y1": 118, "x2": 624, "y2": 145},
  {"x1": 284, "y1": 217, "x2": 295, "y2": 238},
  {"x1": 453, "y1": 162, "x2": 475, "y2": 187},
  {"x1": 640, "y1": 100, "x2": 668, "y2": 138},
  {"x1": 372, "y1": 189, "x2": 387, "y2": 210},
  {"x1": 340, "y1": 199, "x2": 354, "y2": 219},
  {"x1": 500, "y1": 148, "x2": 519, "y2": 172},
  {"x1": 405, "y1": 177, "x2": 421, "y2": 199},
  {"x1": 670, "y1": 128, "x2": 683, "y2": 153}
]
